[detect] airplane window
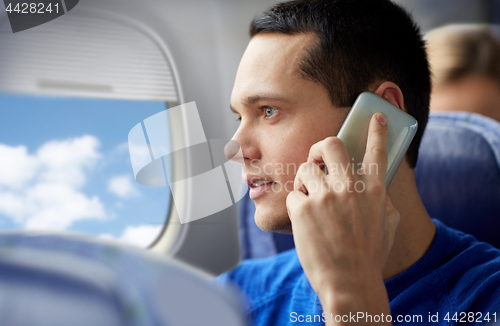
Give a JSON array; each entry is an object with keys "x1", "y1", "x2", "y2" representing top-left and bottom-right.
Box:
[{"x1": 0, "y1": 93, "x2": 171, "y2": 248}]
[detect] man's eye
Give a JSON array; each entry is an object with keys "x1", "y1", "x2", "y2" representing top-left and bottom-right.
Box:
[{"x1": 264, "y1": 107, "x2": 278, "y2": 118}]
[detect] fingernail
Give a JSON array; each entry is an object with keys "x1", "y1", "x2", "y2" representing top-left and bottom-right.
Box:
[{"x1": 376, "y1": 113, "x2": 387, "y2": 126}]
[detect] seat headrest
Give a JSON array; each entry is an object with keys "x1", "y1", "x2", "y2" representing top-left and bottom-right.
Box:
[{"x1": 415, "y1": 112, "x2": 500, "y2": 248}]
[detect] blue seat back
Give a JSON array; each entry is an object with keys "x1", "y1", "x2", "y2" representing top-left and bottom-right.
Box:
[
  {"x1": 0, "y1": 233, "x2": 245, "y2": 326},
  {"x1": 239, "y1": 195, "x2": 294, "y2": 259},
  {"x1": 414, "y1": 112, "x2": 500, "y2": 247},
  {"x1": 239, "y1": 112, "x2": 500, "y2": 259}
]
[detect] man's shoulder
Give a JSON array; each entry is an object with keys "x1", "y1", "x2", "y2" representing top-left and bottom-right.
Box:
[
  {"x1": 214, "y1": 248, "x2": 307, "y2": 310},
  {"x1": 438, "y1": 228, "x2": 500, "y2": 313},
  {"x1": 389, "y1": 219, "x2": 500, "y2": 318},
  {"x1": 437, "y1": 220, "x2": 500, "y2": 284},
  {"x1": 216, "y1": 248, "x2": 302, "y2": 291}
]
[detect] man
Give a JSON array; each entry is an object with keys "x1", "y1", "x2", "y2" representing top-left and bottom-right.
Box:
[
  {"x1": 216, "y1": 0, "x2": 500, "y2": 325},
  {"x1": 426, "y1": 24, "x2": 500, "y2": 122}
]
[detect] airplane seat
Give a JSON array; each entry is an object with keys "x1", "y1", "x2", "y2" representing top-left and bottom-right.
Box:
[
  {"x1": 239, "y1": 194, "x2": 294, "y2": 259},
  {"x1": 239, "y1": 193, "x2": 265, "y2": 259},
  {"x1": 414, "y1": 112, "x2": 500, "y2": 248},
  {"x1": 239, "y1": 111, "x2": 500, "y2": 259},
  {"x1": 0, "y1": 233, "x2": 244, "y2": 326}
]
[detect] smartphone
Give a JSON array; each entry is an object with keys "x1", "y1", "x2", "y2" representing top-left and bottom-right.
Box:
[{"x1": 326, "y1": 92, "x2": 418, "y2": 188}]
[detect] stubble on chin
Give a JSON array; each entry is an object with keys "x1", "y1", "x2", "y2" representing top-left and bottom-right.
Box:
[{"x1": 253, "y1": 199, "x2": 293, "y2": 234}]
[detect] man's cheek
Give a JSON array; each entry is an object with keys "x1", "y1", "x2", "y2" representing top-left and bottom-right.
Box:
[
  {"x1": 249, "y1": 159, "x2": 262, "y2": 174},
  {"x1": 263, "y1": 163, "x2": 274, "y2": 175},
  {"x1": 284, "y1": 180, "x2": 295, "y2": 193}
]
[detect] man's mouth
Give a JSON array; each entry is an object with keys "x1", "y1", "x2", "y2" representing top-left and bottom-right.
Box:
[
  {"x1": 245, "y1": 175, "x2": 275, "y2": 187},
  {"x1": 250, "y1": 180, "x2": 273, "y2": 188},
  {"x1": 245, "y1": 175, "x2": 276, "y2": 199}
]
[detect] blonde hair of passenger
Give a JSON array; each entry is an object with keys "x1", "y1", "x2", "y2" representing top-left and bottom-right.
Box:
[{"x1": 425, "y1": 24, "x2": 500, "y2": 88}]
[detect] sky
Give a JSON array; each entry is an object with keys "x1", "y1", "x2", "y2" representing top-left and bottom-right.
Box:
[{"x1": 0, "y1": 93, "x2": 171, "y2": 247}]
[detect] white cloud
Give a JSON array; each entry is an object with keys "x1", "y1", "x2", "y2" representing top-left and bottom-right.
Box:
[
  {"x1": 0, "y1": 191, "x2": 25, "y2": 223},
  {"x1": 0, "y1": 144, "x2": 38, "y2": 189},
  {"x1": 101, "y1": 224, "x2": 162, "y2": 247},
  {"x1": 0, "y1": 135, "x2": 109, "y2": 231},
  {"x1": 108, "y1": 175, "x2": 139, "y2": 199},
  {"x1": 98, "y1": 233, "x2": 115, "y2": 240},
  {"x1": 102, "y1": 142, "x2": 131, "y2": 167},
  {"x1": 23, "y1": 183, "x2": 107, "y2": 230},
  {"x1": 37, "y1": 135, "x2": 101, "y2": 188},
  {"x1": 115, "y1": 142, "x2": 129, "y2": 153}
]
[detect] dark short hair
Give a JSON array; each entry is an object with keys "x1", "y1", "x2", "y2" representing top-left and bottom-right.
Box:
[{"x1": 250, "y1": 0, "x2": 431, "y2": 168}]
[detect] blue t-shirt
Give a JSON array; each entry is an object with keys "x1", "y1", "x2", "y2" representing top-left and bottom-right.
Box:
[{"x1": 215, "y1": 220, "x2": 500, "y2": 325}]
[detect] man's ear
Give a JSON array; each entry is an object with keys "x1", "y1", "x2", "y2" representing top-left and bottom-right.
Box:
[{"x1": 373, "y1": 81, "x2": 406, "y2": 112}]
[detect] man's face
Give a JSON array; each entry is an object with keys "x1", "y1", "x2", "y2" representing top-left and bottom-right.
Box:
[{"x1": 230, "y1": 32, "x2": 349, "y2": 233}]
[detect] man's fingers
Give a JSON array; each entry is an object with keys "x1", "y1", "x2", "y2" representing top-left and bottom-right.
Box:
[
  {"x1": 384, "y1": 195, "x2": 401, "y2": 252},
  {"x1": 385, "y1": 195, "x2": 400, "y2": 227},
  {"x1": 286, "y1": 190, "x2": 308, "y2": 222},
  {"x1": 308, "y1": 137, "x2": 352, "y2": 178},
  {"x1": 363, "y1": 113, "x2": 389, "y2": 184},
  {"x1": 294, "y1": 162, "x2": 325, "y2": 195}
]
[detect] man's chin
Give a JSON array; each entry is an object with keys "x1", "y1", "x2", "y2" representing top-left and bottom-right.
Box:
[{"x1": 253, "y1": 206, "x2": 293, "y2": 234}]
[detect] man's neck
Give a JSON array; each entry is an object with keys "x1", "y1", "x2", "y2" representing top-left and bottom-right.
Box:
[{"x1": 383, "y1": 161, "x2": 437, "y2": 280}]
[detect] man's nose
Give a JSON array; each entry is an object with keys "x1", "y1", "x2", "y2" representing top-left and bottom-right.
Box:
[
  {"x1": 229, "y1": 124, "x2": 261, "y2": 165},
  {"x1": 224, "y1": 140, "x2": 243, "y2": 163}
]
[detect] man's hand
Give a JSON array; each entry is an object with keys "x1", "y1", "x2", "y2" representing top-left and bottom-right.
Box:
[{"x1": 286, "y1": 113, "x2": 400, "y2": 325}]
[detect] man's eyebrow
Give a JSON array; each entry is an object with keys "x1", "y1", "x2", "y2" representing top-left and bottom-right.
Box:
[
  {"x1": 230, "y1": 94, "x2": 293, "y2": 114},
  {"x1": 244, "y1": 95, "x2": 290, "y2": 105}
]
